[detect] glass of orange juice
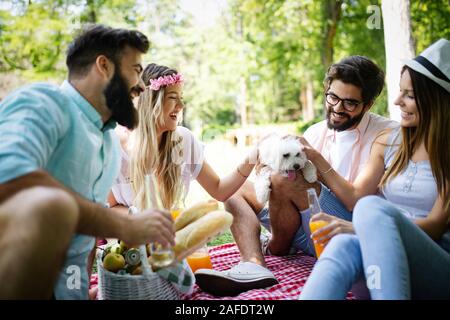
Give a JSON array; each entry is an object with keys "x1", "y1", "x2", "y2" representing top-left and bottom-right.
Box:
[
  {"x1": 186, "y1": 245, "x2": 213, "y2": 273},
  {"x1": 170, "y1": 207, "x2": 181, "y2": 220},
  {"x1": 145, "y1": 174, "x2": 175, "y2": 268},
  {"x1": 307, "y1": 188, "x2": 329, "y2": 259}
]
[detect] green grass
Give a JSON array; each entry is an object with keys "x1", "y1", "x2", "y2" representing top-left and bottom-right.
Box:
[{"x1": 207, "y1": 229, "x2": 235, "y2": 247}]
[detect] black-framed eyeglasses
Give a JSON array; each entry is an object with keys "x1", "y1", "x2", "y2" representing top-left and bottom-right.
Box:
[{"x1": 325, "y1": 92, "x2": 364, "y2": 112}]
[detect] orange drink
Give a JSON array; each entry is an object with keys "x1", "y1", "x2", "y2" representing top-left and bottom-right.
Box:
[
  {"x1": 309, "y1": 220, "x2": 329, "y2": 258},
  {"x1": 170, "y1": 208, "x2": 181, "y2": 220},
  {"x1": 186, "y1": 247, "x2": 213, "y2": 273}
]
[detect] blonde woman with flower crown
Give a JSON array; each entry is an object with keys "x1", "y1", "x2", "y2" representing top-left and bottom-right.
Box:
[{"x1": 108, "y1": 63, "x2": 260, "y2": 236}]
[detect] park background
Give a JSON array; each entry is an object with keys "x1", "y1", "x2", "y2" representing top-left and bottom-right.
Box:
[{"x1": 1, "y1": 0, "x2": 450, "y2": 245}]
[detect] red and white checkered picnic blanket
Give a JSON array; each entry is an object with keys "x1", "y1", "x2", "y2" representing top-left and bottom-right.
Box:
[
  {"x1": 91, "y1": 243, "x2": 354, "y2": 300},
  {"x1": 182, "y1": 243, "x2": 317, "y2": 300}
]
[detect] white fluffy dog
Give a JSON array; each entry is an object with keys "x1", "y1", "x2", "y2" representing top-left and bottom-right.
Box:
[{"x1": 255, "y1": 134, "x2": 318, "y2": 204}]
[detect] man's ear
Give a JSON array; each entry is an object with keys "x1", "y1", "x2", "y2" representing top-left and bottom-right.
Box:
[
  {"x1": 363, "y1": 100, "x2": 374, "y2": 112},
  {"x1": 94, "y1": 55, "x2": 114, "y2": 80}
]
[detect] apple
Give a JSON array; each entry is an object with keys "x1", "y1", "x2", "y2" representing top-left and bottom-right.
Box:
[{"x1": 103, "y1": 253, "x2": 126, "y2": 273}]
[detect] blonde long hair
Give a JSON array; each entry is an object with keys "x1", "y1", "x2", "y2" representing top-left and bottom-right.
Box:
[
  {"x1": 380, "y1": 66, "x2": 450, "y2": 213},
  {"x1": 130, "y1": 63, "x2": 183, "y2": 210}
]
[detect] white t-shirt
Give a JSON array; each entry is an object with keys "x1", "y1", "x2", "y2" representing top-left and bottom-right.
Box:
[
  {"x1": 303, "y1": 112, "x2": 398, "y2": 182},
  {"x1": 111, "y1": 126, "x2": 204, "y2": 207}
]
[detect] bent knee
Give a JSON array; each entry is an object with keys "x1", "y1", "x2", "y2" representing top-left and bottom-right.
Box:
[
  {"x1": 322, "y1": 234, "x2": 359, "y2": 259},
  {"x1": 353, "y1": 195, "x2": 400, "y2": 230},
  {"x1": 20, "y1": 187, "x2": 78, "y2": 229}
]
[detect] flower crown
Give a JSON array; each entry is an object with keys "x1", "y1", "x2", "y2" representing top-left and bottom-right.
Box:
[{"x1": 148, "y1": 73, "x2": 184, "y2": 91}]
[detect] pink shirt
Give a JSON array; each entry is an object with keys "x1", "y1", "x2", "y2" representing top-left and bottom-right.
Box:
[{"x1": 303, "y1": 112, "x2": 398, "y2": 182}]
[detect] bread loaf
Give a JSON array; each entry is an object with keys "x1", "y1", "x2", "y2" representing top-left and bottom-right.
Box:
[
  {"x1": 174, "y1": 210, "x2": 233, "y2": 261},
  {"x1": 174, "y1": 199, "x2": 219, "y2": 231}
]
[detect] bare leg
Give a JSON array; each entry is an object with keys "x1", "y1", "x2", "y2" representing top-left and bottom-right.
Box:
[
  {"x1": 224, "y1": 181, "x2": 267, "y2": 267},
  {"x1": 0, "y1": 187, "x2": 79, "y2": 299},
  {"x1": 267, "y1": 173, "x2": 321, "y2": 255}
]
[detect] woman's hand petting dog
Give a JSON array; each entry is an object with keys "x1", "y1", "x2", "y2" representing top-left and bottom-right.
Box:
[{"x1": 310, "y1": 212, "x2": 355, "y2": 246}]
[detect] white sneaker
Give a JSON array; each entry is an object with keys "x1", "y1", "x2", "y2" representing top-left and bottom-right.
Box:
[{"x1": 194, "y1": 262, "x2": 279, "y2": 296}]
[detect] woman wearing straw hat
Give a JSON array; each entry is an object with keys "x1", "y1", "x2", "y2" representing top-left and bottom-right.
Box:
[{"x1": 298, "y1": 39, "x2": 450, "y2": 299}]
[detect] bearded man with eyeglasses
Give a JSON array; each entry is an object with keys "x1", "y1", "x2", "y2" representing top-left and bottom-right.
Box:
[{"x1": 194, "y1": 55, "x2": 399, "y2": 298}]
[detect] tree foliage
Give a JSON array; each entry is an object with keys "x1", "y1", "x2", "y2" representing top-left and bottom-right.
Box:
[{"x1": 0, "y1": 0, "x2": 449, "y2": 125}]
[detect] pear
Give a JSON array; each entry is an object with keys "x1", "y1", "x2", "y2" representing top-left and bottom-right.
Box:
[
  {"x1": 119, "y1": 240, "x2": 128, "y2": 253},
  {"x1": 103, "y1": 253, "x2": 126, "y2": 273},
  {"x1": 102, "y1": 245, "x2": 112, "y2": 261},
  {"x1": 109, "y1": 243, "x2": 122, "y2": 255}
]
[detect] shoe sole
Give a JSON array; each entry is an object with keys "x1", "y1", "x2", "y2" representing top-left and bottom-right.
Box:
[{"x1": 194, "y1": 270, "x2": 279, "y2": 297}]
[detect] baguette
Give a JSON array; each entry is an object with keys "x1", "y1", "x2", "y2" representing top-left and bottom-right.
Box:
[
  {"x1": 174, "y1": 199, "x2": 219, "y2": 231},
  {"x1": 174, "y1": 210, "x2": 233, "y2": 261}
]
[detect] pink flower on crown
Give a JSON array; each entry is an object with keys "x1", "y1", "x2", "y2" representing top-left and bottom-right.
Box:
[{"x1": 148, "y1": 73, "x2": 184, "y2": 91}]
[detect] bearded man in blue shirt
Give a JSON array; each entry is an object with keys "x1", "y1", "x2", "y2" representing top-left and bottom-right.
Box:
[{"x1": 0, "y1": 25, "x2": 175, "y2": 299}]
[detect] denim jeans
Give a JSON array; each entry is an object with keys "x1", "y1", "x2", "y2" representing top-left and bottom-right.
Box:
[
  {"x1": 257, "y1": 184, "x2": 353, "y2": 256},
  {"x1": 299, "y1": 195, "x2": 450, "y2": 300}
]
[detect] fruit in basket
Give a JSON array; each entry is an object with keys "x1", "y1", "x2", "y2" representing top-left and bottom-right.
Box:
[
  {"x1": 126, "y1": 263, "x2": 140, "y2": 274},
  {"x1": 110, "y1": 243, "x2": 123, "y2": 255},
  {"x1": 103, "y1": 252, "x2": 126, "y2": 273},
  {"x1": 119, "y1": 240, "x2": 129, "y2": 252},
  {"x1": 102, "y1": 244, "x2": 112, "y2": 261},
  {"x1": 131, "y1": 266, "x2": 143, "y2": 275}
]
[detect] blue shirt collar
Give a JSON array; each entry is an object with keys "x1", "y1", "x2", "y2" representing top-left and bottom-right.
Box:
[{"x1": 60, "y1": 80, "x2": 116, "y2": 131}]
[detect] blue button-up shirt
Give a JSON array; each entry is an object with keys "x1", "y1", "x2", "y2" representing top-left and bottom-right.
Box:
[{"x1": 0, "y1": 80, "x2": 120, "y2": 299}]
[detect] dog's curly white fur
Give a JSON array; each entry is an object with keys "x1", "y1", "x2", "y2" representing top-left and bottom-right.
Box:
[{"x1": 255, "y1": 134, "x2": 318, "y2": 204}]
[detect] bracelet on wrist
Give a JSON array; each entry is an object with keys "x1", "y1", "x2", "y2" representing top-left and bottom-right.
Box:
[{"x1": 320, "y1": 166, "x2": 333, "y2": 174}]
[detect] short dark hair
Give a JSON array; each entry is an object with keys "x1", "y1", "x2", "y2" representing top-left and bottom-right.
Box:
[
  {"x1": 66, "y1": 24, "x2": 150, "y2": 78},
  {"x1": 324, "y1": 55, "x2": 385, "y2": 104}
]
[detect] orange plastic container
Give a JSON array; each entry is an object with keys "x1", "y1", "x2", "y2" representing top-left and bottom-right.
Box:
[
  {"x1": 186, "y1": 247, "x2": 213, "y2": 273},
  {"x1": 309, "y1": 220, "x2": 329, "y2": 258}
]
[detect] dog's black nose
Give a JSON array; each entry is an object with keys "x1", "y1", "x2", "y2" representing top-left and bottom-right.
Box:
[{"x1": 293, "y1": 164, "x2": 300, "y2": 170}]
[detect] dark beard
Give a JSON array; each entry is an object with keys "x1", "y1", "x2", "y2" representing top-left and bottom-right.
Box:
[
  {"x1": 104, "y1": 70, "x2": 137, "y2": 129},
  {"x1": 326, "y1": 108, "x2": 365, "y2": 132}
]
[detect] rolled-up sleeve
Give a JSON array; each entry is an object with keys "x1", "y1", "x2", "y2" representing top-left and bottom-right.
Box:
[{"x1": 0, "y1": 86, "x2": 68, "y2": 183}]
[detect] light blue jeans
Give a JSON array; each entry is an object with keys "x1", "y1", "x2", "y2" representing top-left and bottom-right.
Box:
[
  {"x1": 299, "y1": 196, "x2": 450, "y2": 300},
  {"x1": 258, "y1": 184, "x2": 353, "y2": 256}
]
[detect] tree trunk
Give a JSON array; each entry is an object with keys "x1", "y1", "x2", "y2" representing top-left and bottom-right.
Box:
[
  {"x1": 301, "y1": 78, "x2": 315, "y2": 122},
  {"x1": 239, "y1": 77, "x2": 248, "y2": 126},
  {"x1": 382, "y1": 0, "x2": 415, "y2": 121},
  {"x1": 322, "y1": 0, "x2": 343, "y2": 67}
]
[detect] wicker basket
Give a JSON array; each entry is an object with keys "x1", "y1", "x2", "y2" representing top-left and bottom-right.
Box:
[{"x1": 97, "y1": 245, "x2": 180, "y2": 300}]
